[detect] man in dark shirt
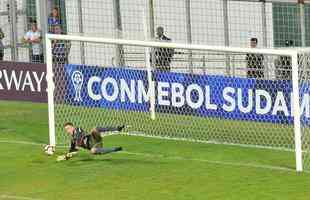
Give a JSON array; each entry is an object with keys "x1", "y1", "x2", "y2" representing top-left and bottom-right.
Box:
[
  {"x1": 57, "y1": 122, "x2": 124, "y2": 161},
  {"x1": 246, "y1": 38, "x2": 264, "y2": 79},
  {"x1": 275, "y1": 40, "x2": 293, "y2": 80},
  {"x1": 52, "y1": 25, "x2": 70, "y2": 65},
  {"x1": 153, "y1": 26, "x2": 174, "y2": 72},
  {"x1": 0, "y1": 28, "x2": 4, "y2": 61}
]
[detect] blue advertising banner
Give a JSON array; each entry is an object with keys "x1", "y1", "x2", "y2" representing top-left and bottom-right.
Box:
[{"x1": 64, "y1": 64, "x2": 310, "y2": 125}]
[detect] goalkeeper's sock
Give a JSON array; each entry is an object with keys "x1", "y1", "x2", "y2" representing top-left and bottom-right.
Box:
[
  {"x1": 97, "y1": 125, "x2": 125, "y2": 133},
  {"x1": 114, "y1": 146, "x2": 122, "y2": 152},
  {"x1": 95, "y1": 147, "x2": 122, "y2": 154}
]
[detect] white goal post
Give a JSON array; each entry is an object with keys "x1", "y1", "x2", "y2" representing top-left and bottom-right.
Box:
[{"x1": 46, "y1": 33, "x2": 308, "y2": 172}]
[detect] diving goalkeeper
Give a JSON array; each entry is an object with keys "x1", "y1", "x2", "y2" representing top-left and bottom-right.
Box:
[{"x1": 57, "y1": 122, "x2": 125, "y2": 161}]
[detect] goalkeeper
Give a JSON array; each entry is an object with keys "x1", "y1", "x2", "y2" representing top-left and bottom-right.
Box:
[{"x1": 57, "y1": 122, "x2": 124, "y2": 161}]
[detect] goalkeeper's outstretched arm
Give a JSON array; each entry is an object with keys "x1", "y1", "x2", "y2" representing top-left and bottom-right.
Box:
[{"x1": 57, "y1": 137, "x2": 79, "y2": 162}]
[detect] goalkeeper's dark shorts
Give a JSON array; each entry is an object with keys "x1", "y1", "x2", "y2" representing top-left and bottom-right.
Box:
[{"x1": 85, "y1": 130, "x2": 103, "y2": 149}]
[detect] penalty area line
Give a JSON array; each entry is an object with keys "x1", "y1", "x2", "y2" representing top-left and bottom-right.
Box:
[
  {"x1": 0, "y1": 139, "x2": 306, "y2": 173},
  {"x1": 0, "y1": 140, "x2": 45, "y2": 146},
  {"x1": 0, "y1": 194, "x2": 43, "y2": 200}
]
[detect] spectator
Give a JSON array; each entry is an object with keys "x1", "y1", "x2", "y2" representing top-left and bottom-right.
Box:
[
  {"x1": 48, "y1": 7, "x2": 61, "y2": 32},
  {"x1": 51, "y1": 25, "x2": 70, "y2": 104},
  {"x1": 246, "y1": 38, "x2": 264, "y2": 79},
  {"x1": 0, "y1": 28, "x2": 4, "y2": 61},
  {"x1": 153, "y1": 26, "x2": 174, "y2": 72},
  {"x1": 23, "y1": 21, "x2": 43, "y2": 63},
  {"x1": 52, "y1": 25, "x2": 70, "y2": 65},
  {"x1": 275, "y1": 40, "x2": 293, "y2": 80}
]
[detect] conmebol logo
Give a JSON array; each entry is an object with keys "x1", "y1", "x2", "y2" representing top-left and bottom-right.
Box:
[{"x1": 71, "y1": 70, "x2": 84, "y2": 102}]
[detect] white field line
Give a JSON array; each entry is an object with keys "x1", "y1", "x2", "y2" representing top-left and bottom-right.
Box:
[
  {"x1": 0, "y1": 140, "x2": 45, "y2": 146},
  {"x1": 123, "y1": 132, "x2": 296, "y2": 152},
  {"x1": 0, "y1": 194, "x2": 43, "y2": 200},
  {"x1": 104, "y1": 132, "x2": 310, "y2": 155},
  {"x1": 121, "y1": 151, "x2": 300, "y2": 173},
  {"x1": 0, "y1": 139, "x2": 307, "y2": 173}
]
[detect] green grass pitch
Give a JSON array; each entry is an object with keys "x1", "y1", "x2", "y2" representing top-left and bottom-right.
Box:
[{"x1": 1, "y1": 100, "x2": 310, "y2": 200}]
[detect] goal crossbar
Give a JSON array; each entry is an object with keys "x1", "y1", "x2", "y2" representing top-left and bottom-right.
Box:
[{"x1": 46, "y1": 34, "x2": 296, "y2": 56}]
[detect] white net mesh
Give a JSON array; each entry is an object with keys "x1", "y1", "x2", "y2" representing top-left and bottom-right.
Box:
[{"x1": 49, "y1": 38, "x2": 310, "y2": 172}]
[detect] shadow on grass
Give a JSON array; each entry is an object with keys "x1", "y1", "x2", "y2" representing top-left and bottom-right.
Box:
[{"x1": 67, "y1": 156, "x2": 164, "y2": 166}]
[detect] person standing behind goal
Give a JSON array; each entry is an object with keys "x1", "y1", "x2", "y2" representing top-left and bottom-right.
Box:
[
  {"x1": 246, "y1": 38, "x2": 264, "y2": 79},
  {"x1": 153, "y1": 26, "x2": 174, "y2": 72},
  {"x1": 0, "y1": 28, "x2": 4, "y2": 61},
  {"x1": 275, "y1": 40, "x2": 293, "y2": 80},
  {"x1": 23, "y1": 20, "x2": 44, "y2": 63}
]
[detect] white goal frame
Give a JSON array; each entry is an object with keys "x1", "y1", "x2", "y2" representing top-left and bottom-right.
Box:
[{"x1": 45, "y1": 33, "x2": 303, "y2": 172}]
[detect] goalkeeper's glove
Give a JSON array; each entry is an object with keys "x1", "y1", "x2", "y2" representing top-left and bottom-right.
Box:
[
  {"x1": 56, "y1": 152, "x2": 77, "y2": 162},
  {"x1": 56, "y1": 155, "x2": 67, "y2": 162}
]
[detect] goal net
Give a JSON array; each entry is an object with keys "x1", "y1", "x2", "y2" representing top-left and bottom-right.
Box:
[{"x1": 46, "y1": 34, "x2": 310, "y2": 172}]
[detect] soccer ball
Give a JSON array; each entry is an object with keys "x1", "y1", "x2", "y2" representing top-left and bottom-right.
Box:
[{"x1": 44, "y1": 145, "x2": 55, "y2": 156}]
